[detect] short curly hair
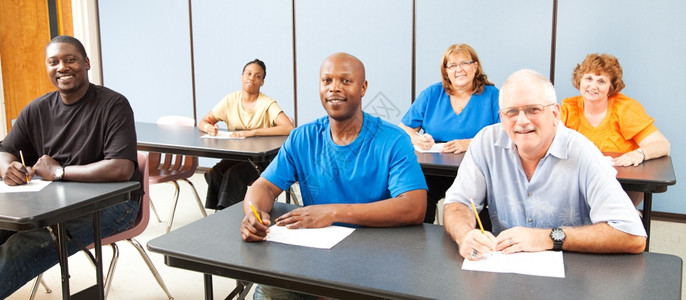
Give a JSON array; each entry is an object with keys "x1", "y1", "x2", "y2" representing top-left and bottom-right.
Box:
[{"x1": 572, "y1": 53, "x2": 625, "y2": 96}]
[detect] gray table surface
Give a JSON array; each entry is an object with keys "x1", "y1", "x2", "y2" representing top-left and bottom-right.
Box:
[
  {"x1": 135, "y1": 122, "x2": 286, "y2": 162},
  {"x1": 148, "y1": 202, "x2": 682, "y2": 299},
  {"x1": 0, "y1": 181, "x2": 140, "y2": 231}
]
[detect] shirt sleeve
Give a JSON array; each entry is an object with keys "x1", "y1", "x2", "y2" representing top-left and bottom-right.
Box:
[
  {"x1": 386, "y1": 133, "x2": 427, "y2": 197},
  {"x1": 261, "y1": 131, "x2": 298, "y2": 191},
  {"x1": 443, "y1": 134, "x2": 489, "y2": 211},
  {"x1": 401, "y1": 86, "x2": 432, "y2": 128}
]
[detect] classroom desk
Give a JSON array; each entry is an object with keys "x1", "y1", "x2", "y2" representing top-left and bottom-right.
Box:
[
  {"x1": 148, "y1": 201, "x2": 682, "y2": 300},
  {"x1": 0, "y1": 181, "x2": 140, "y2": 300},
  {"x1": 415, "y1": 152, "x2": 676, "y2": 250},
  {"x1": 135, "y1": 121, "x2": 286, "y2": 162}
]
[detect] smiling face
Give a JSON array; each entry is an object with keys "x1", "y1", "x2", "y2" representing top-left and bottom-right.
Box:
[
  {"x1": 319, "y1": 53, "x2": 367, "y2": 122},
  {"x1": 241, "y1": 63, "x2": 265, "y2": 95},
  {"x1": 445, "y1": 53, "x2": 477, "y2": 92},
  {"x1": 499, "y1": 70, "x2": 559, "y2": 160},
  {"x1": 45, "y1": 42, "x2": 90, "y2": 102},
  {"x1": 579, "y1": 73, "x2": 611, "y2": 103}
]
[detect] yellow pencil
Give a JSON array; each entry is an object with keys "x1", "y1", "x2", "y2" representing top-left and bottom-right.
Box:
[
  {"x1": 19, "y1": 150, "x2": 29, "y2": 183},
  {"x1": 249, "y1": 201, "x2": 264, "y2": 224},
  {"x1": 469, "y1": 197, "x2": 485, "y2": 234}
]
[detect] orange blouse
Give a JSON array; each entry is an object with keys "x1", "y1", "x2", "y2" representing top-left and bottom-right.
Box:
[{"x1": 560, "y1": 93, "x2": 657, "y2": 153}]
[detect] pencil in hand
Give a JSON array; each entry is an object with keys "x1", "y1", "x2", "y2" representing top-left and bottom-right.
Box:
[
  {"x1": 19, "y1": 150, "x2": 30, "y2": 183},
  {"x1": 249, "y1": 201, "x2": 264, "y2": 225}
]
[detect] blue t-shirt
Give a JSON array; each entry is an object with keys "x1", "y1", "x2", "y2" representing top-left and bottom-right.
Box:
[
  {"x1": 401, "y1": 83, "x2": 500, "y2": 142},
  {"x1": 262, "y1": 112, "x2": 427, "y2": 206}
]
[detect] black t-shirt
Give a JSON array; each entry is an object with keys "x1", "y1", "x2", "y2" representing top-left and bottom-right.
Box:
[{"x1": 0, "y1": 84, "x2": 143, "y2": 198}]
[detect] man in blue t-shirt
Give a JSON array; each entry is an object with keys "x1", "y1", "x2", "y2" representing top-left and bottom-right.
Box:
[
  {"x1": 241, "y1": 52, "x2": 428, "y2": 299},
  {"x1": 241, "y1": 52, "x2": 427, "y2": 236}
]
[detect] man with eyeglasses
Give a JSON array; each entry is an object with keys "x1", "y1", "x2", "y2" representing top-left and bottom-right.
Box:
[{"x1": 442, "y1": 69, "x2": 646, "y2": 261}]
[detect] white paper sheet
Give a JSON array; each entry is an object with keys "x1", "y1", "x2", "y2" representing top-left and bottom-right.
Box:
[
  {"x1": 462, "y1": 251, "x2": 565, "y2": 278},
  {"x1": 414, "y1": 142, "x2": 446, "y2": 153},
  {"x1": 200, "y1": 131, "x2": 246, "y2": 139},
  {"x1": 266, "y1": 225, "x2": 355, "y2": 249},
  {"x1": 0, "y1": 179, "x2": 51, "y2": 193}
]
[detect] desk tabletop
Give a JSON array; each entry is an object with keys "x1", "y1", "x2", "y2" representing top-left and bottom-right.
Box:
[
  {"x1": 0, "y1": 181, "x2": 139, "y2": 231},
  {"x1": 135, "y1": 122, "x2": 287, "y2": 161},
  {"x1": 417, "y1": 151, "x2": 676, "y2": 191},
  {"x1": 148, "y1": 202, "x2": 682, "y2": 299}
]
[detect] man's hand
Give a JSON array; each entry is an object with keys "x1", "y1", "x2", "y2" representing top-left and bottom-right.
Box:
[
  {"x1": 240, "y1": 210, "x2": 271, "y2": 242},
  {"x1": 32, "y1": 155, "x2": 62, "y2": 181},
  {"x1": 274, "y1": 205, "x2": 336, "y2": 229},
  {"x1": 495, "y1": 226, "x2": 552, "y2": 254},
  {"x1": 459, "y1": 229, "x2": 497, "y2": 260},
  {"x1": 2, "y1": 161, "x2": 31, "y2": 186}
]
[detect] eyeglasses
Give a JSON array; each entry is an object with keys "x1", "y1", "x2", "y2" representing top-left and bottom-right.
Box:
[
  {"x1": 500, "y1": 103, "x2": 555, "y2": 119},
  {"x1": 445, "y1": 61, "x2": 475, "y2": 70}
]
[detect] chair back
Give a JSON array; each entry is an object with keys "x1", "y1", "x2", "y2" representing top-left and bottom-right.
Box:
[
  {"x1": 87, "y1": 152, "x2": 150, "y2": 248},
  {"x1": 148, "y1": 116, "x2": 198, "y2": 182}
]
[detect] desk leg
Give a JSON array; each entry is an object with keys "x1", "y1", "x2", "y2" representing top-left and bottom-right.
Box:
[
  {"x1": 56, "y1": 223, "x2": 71, "y2": 300},
  {"x1": 93, "y1": 211, "x2": 105, "y2": 299},
  {"x1": 643, "y1": 193, "x2": 652, "y2": 251},
  {"x1": 204, "y1": 273, "x2": 214, "y2": 300}
]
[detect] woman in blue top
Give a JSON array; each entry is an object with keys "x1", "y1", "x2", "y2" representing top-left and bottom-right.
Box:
[{"x1": 399, "y1": 43, "x2": 500, "y2": 223}]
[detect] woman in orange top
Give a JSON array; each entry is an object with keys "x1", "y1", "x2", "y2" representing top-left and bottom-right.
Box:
[{"x1": 561, "y1": 53, "x2": 670, "y2": 206}]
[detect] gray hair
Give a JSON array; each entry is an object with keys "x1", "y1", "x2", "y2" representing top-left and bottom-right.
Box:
[{"x1": 499, "y1": 69, "x2": 557, "y2": 107}]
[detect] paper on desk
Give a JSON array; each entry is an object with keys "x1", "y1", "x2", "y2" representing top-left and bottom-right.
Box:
[
  {"x1": 267, "y1": 225, "x2": 355, "y2": 249},
  {"x1": 200, "y1": 131, "x2": 246, "y2": 139},
  {"x1": 414, "y1": 142, "x2": 446, "y2": 153},
  {"x1": 0, "y1": 179, "x2": 51, "y2": 193},
  {"x1": 462, "y1": 251, "x2": 565, "y2": 278}
]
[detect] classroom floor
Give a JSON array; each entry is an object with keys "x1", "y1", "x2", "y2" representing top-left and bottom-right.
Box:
[{"x1": 7, "y1": 172, "x2": 686, "y2": 300}]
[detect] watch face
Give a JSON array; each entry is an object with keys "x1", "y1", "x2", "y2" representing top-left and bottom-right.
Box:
[{"x1": 551, "y1": 229, "x2": 565, "y2": 241}]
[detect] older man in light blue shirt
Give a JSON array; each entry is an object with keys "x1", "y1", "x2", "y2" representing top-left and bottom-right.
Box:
[{"x1": 443, "y1": 69, "x2": 646, "y2": 261}]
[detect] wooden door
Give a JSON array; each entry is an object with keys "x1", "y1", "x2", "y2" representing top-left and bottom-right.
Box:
[{"x1": 0, "y1": 0, "x2": 72, "y2": 130}]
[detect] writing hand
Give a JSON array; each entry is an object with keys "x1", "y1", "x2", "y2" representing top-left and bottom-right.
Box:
[
  {"x1": 414, "y1": 133, "x2": 435, "y2": 150},
  {"x1": 460, "y1": 229, "x2": 497, "y2": 260},
  {"x1": 240, "y1": 210, "x2": 271, "y2": 242},
  {"x1": 2, "y1": 161, "x2": 31, "y2": 186}
]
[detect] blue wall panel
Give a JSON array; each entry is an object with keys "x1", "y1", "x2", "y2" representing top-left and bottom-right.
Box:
[
  {"x1": 191, "y1": 1, "x2": 295, "y2": 127},
  {"x1": 416, "y1": 0, "x2": 553, "y2": 94},
  {"x1": 99, "y1": 0, "x2": 193, "y2": 123},
  {"x1": 294, "y1": 0, "x2": 413, "y2": 125}
]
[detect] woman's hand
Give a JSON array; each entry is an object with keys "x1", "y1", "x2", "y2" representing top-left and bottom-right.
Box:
[
  {"x1": 442, "y1": 139, "x2": 470, "y2": 154},
  {"x1": 612, "y1": 150, "x2": 644, "y2": 167},
  {"x1": 413, "y1": 133, "x2": 434, "y2": 150}
]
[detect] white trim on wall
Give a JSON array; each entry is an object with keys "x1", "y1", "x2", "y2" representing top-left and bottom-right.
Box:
[{"x1": 71, "y1": 0, "x2": 102, "y2": 85}]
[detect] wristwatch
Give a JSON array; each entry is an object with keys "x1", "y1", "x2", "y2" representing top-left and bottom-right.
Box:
[
  {"x1": 550, "y1": 227, "x2": 565, "y2": 251},
  {"x1": 54, "y1": 166, "x2": 64, "y2": 181}
]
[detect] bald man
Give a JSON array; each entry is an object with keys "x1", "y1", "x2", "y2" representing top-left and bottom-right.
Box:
[{"x1": 240, "y1": 53, "x2": 428, "y2": 298}]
